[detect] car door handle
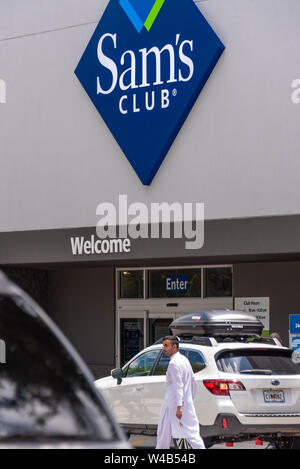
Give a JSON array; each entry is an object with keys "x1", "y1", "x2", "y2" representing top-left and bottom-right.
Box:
[{"x1": 136, "y1": 386, "x2": 143, "y2": 391}]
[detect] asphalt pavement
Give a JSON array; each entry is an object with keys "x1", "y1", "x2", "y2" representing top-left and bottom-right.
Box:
[{"x1": 129, "y1": 434, "x2": 269, "y2": 449}]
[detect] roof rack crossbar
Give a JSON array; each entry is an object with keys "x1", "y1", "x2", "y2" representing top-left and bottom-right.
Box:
[{"x1": 153, "y1": 335, "x2": 280, "y2": 347}]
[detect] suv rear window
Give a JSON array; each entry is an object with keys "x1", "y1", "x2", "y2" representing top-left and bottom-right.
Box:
[{"x1": 216, "y1": 348, "x2": 300, "y2": 375}]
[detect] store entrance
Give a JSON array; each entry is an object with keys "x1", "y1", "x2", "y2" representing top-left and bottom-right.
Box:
[
  {"x1": 117, "y1": 311, "x2": 178, "y2": 367},
  {"x1": 116, "y1": 266, "x2": 233, "y2": 367}
]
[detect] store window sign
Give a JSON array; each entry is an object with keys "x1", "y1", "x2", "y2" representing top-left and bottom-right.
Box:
[
  {"x1": 75, "y1": 0, "x2": 224, "y2": 185},
  {"x1": 166, "y1": 275, "x2": 189, "y2": 293},
  {"x1": 291, "y1": 337, "x2": 300, "y2": 352},
  {"x1": 234, "y1": 297, "x2": 270, "y2": 336},
  {"x1": 289, "y1": 315, "x2": 300, "y2": 334},
  {"x1": 289, "y1": 315, "x2": 300, "y2": 351}
]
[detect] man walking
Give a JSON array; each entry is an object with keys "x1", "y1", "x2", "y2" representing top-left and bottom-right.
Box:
[{"x1": 156, "y1": 336, "x2": 205, "y2": 449}]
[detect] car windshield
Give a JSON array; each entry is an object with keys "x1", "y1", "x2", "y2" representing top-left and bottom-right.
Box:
[
  {"x1": 0, "y1": 294, "x2": 117, "y2": 442},
  {"x1": 216, "y1": 348, "x2": 300, "y2": 375}
]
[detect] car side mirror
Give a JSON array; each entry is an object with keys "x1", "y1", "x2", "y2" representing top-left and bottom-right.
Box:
[{"x1": 111, "y1": 368, "x2": 123, "y2": 385}]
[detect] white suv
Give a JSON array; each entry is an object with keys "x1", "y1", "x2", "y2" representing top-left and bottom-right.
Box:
[{"x1": 95, "y1": 312, "x2": 300, "y2": 449}]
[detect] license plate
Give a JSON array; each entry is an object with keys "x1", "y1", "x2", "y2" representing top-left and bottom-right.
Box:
[{"x1": 263, "y1": 390, "x2": 285, "y2": 403}]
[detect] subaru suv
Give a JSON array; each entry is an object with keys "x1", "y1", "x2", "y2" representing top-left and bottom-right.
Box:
[{"x1": 95, "y1": 311, "x2": 300, "y2": 449}]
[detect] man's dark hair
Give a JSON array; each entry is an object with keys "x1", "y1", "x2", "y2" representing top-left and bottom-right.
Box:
[{"x1": 162, "y1": 335, "x2": 179, "y2": 349}]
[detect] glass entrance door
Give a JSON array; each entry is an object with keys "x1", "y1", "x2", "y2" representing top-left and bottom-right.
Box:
[
  {"x1": 117, "y1": 311, "x2": 147, "y2": 367},
  {"x1": 117, "y1": 311, "x2": 180, "y2": 367},
  {"x1": 148, "y1": 317, "x2": 173, "y2": 345},
  {"x1": 120, "y1": 318, "x2": 144, "y2": 365}
]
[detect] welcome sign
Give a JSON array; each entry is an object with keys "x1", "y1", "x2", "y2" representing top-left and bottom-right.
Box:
[{"x1": 75, "y1": 0, "x2": 225, "y2": 185}]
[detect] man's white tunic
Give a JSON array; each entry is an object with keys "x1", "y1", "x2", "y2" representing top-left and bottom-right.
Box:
[{"x1": 156, "y1": 351, "x2": 205, "y2": 448}]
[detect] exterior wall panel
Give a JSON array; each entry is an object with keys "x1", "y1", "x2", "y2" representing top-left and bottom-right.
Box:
[
  {"x1": 0, "y1": 0, "x2": 299, "y2": 232},
  {"x1": 234, "y1": 261, "x2": 300, "y2": 347},
  {"x1": 48, "y1": 267, "x2": 115, "y2": 378}
]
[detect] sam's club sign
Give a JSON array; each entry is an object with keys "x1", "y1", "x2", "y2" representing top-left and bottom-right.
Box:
[{"x1": 75, "y1": 0, "x2": 224, "y2": 185}]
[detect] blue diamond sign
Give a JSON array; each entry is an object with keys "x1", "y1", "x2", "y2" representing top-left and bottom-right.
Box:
[{"x1": 75, "y1": 0, "x2": 225, "y2": 185}]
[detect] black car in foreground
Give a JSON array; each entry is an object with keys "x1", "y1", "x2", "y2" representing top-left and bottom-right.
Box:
[{"x1": 0, "y1": 271, "x2": 129, "y2": 449}]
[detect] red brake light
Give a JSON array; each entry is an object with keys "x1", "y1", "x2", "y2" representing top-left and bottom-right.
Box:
[
  {"x1": 222, "y1": 417, "x2": 228, "y2": 429},
  {"x1": 203, "y1": 380, "x2": 246, "y2": 396},
  {"x1": 203, "y1": 380, "x2": 229, "y2": 396}
]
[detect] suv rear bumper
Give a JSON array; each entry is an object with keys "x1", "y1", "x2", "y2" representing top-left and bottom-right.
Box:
[
  {"x1": 200, "y1": 413, "x2": 300, "y2": 439},
  {"x1": 122, "y1": 414, "x2": 300, "y2": 442}
]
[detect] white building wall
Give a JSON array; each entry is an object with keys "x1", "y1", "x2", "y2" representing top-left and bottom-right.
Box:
[{"x1": 0, "y1": 0, "x2": 299, "y2": 232}]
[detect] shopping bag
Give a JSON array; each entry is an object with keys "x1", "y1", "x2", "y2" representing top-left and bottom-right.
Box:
[{"x1": 173, "y1": 438, "x2": 192, "y2": 449}]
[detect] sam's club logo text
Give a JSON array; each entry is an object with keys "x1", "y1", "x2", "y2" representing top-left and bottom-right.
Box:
[
  {"x1": 96, "y1": 32, "x2": 194, "y2": 115},
  {"x1": 0, "y1": 79, "x2": 6, "y2": 104}
]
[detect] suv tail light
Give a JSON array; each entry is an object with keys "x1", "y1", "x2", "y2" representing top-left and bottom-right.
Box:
[{"x1": 203, "y1": 379, "x2": 246, "y2": 396}]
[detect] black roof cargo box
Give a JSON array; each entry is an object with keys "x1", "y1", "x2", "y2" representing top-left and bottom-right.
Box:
[{"x1": 170, "y1": 310, "x2": 264, "y2": 337}]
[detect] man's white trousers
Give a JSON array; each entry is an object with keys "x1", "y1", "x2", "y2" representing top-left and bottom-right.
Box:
[{"x1": 156, "y1": 408, "x2": 205, "y2": 449}]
